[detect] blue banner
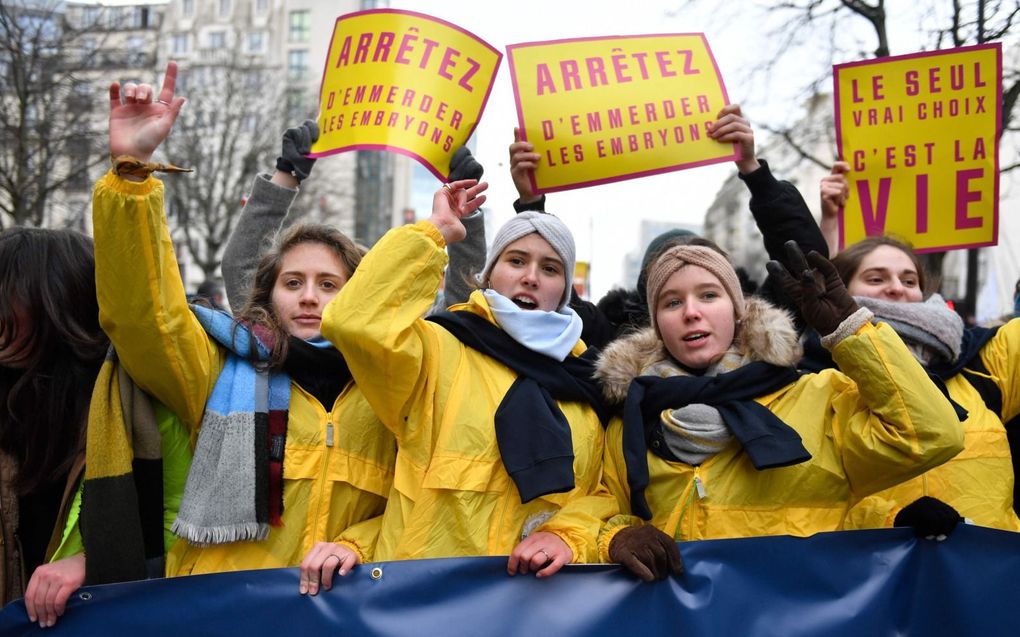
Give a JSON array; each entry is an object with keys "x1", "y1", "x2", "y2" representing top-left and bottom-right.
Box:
[{"x1": 2, "y1": 525, "x2": 1018, "y2": 636}]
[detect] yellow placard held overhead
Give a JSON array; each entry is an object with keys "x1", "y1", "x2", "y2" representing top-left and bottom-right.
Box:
[
  {"x1": 833, "y1": 44, "x2": 1001, "y2": 252},
  {"x1": 507, "y1": 34, "x2": 736, "y2": 193},
  {"x1": 311, "y1": 9, "x2": 501, "y2": 180}
]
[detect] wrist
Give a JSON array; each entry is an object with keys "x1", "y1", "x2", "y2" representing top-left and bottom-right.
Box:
[
  {"x1": 270, "y1": 169, "x2": 300, "y2": 189},
  {"x1": 736, "y1": 157, "x2": 761, "y2": 174}
]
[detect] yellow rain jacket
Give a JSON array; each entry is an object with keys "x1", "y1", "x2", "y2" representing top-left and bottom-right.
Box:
[
  {"x1": 321, "y1": 222, "x2": 617, "y2": 563},
  {"x1": 844, "y1": 319, "x2": 1020, "y2": 532},
  {"x1": 92, "y1": 172, "x2": 395, "y2": 574},
  {"x1": 594, "y1": 299, "x2": 964, "y2": 555}
]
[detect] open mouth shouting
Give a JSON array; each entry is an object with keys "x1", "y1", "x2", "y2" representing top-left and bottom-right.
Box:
[{"x1": 511, "y1": 294, "x2": 539, "y2": 310}]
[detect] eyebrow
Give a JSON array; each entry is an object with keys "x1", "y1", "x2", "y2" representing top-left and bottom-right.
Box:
[
  {"x1": 503, "y1": 249, "x2": 564, "y2": 266},
  {"x1": 860, "y1": 267, "x2": 917, "y2": 276}
]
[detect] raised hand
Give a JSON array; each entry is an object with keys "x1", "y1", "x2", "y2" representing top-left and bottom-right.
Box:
[
  {"x1": 766, "y1": 240, "x2": 860, "y2": 336},
  {"x1": 448, "y1": 146, "x2": 484, "y2": 182},
  {"x1": 707, "y1": 104, "x2": 759, "y2": 174},
  {"x1": 276, "y1": 119, "x2": 319, "y2": 184},
  {"x1": 820, "y1": 161, "x2": 851, "y2": 219},
  {"x1": 509, "y1": 127, "x2": 542, "y2": 204},
  {"x1": 428, "y1": 179, "x2": 488, "y2": 244},
  {"x1": 109, "y1": 61, "x2": 186, "y2": 163}
]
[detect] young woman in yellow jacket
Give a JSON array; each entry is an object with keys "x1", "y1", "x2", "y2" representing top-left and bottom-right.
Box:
[
  {"x1": 92, "y1": 63, "x2": 395, "y2": 596},
  {"x1": 321, "y1": 182, "x2": 618, "y2": 577},
  {"x1": 595, "y1": 242, "x2": 964, "y2": 581},
  {"x1": 813, "y1": 165, "x2": 1020, "y2": 534}
]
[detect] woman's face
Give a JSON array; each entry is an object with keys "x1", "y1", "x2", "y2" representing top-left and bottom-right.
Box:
[
  {"x1": 270, "y1": 242, "x2": 348, "y2": 340},
  {"x1": 655, "y1": 265, "x2": 736, "y2": 370},
  {"x1": 0, "y1": 303, "x2": 31, "y2": 369},
  {"x1": 487, "y1": 234, "x2": 566, "y2": 312},
  {"x1": 846, "y1": 245, "x2": 923, "y2": 303}
]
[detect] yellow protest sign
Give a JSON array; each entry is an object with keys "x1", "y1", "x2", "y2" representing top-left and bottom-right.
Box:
[
  {"x1": 506, "y1": 34, "x2": 736, "y2": 193},
  {"x1": 311, "y1": 10, "x2": 501, "y2": 180},
  {"x1": 833, "y1": 43, "x2": 1001, "y2": 252}
]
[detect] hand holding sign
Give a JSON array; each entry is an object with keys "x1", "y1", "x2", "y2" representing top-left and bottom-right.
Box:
[
  {"x1": 509, "y1": 127, "x2": 542, "y2": 204},
  {"x1": 706, "y1": 104, "x2": 760, "y2": 175}
]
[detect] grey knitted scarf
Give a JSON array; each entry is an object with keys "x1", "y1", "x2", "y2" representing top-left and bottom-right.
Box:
[{"x1": 855, "y1": 294, "x2": 963, "y2": 365}]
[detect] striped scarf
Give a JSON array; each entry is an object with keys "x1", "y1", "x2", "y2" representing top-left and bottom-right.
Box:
[{"x1": 171, "y1": 306, "x2": 289, "y2": 545}]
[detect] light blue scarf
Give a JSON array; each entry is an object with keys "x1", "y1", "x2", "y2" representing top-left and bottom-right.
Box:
[{"x1": 482, "y1": 289, "x2": 583, "y2": 361}]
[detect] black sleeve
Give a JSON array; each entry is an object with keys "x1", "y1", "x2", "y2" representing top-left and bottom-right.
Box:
[
  {"x1": 738, "y1": 160, "x2": 827, "y2": 331},
  {"x1": 739, "y1": 160, "x2": 828, "y2": 262},
  {"x1": 569, "y1": 286, "x2": 615, "y2": 351},
  {"x1": 512, "y1": 195, "x2": 546, "y2": 213}
]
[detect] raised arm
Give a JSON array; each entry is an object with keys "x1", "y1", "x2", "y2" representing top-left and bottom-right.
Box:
[
  {"x1": 222, "y1": 120, "x2": 318, "y2": 309},
  {"x1": 820, "y1": 161, "x2": 850, "y2": 257},
  {"x1": 320, "y1": 180, "x2": 487, "y2": 435},
  {"x1": 93, "y1": 61, "x2": 221, "y2": 431},
  {"x1": 767, "y1": 242, "x2": 963, "y2": 495}
]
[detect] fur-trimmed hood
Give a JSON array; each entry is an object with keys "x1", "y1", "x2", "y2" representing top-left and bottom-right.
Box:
[{"x1": 595, "y1": 296, "x2": 803, "y2": 405}]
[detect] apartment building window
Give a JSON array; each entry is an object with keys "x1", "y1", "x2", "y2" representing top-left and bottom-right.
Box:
[
  {"x1": 288, "y1": 49, "x2": 309, "y2": 80},
  {"x1": 288, "y1": 10, "x2": 310, "y2": 42},
  {"x1": 82, "y1": 6, "x2": 101, "y2": 27},
  {"x1": 219, "y1": 0, "x2": 231, "y2": 18},
  {"x1": 171, "y1": 33, "x2": 189, "y2": 55},
  {"x1": 182, "y1": 0, "x2": 194, "y2": 18},
  {"x1": 255, "y1": 0, "x2": 268, "y2": 14},
  {"x1": 208, "y1": 31, "x2": 226, "y2": 49},
  {"x1": 247, "y1": 31, "x2": 265, "y2": 53},
  {"x1": 132, "y1": 7, "x2": 150, "y2": 28}
]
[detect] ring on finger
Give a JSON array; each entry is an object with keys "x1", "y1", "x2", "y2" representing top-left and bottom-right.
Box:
[
  {"x1": 325, "y1": 553, "x2": 343, "y2": 563},
  {"x1": 538, "y1": 549, "x2": 551, "y2": 562},
  {"x1": 157, "y1": 99, "x2": 171, "y2": 105}
]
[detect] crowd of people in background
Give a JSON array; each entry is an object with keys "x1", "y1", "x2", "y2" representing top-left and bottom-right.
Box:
[{"x1": 2, "y1": 60, "x2": 1019, "y2": 630}]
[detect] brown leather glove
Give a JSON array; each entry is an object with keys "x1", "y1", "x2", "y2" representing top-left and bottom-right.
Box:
[
  {"x1": 766, "y1": 240, "x2": 860, "y2": 336},
  {"x1": 608, "y1": 525, "x2": 684, "y2": 582}
]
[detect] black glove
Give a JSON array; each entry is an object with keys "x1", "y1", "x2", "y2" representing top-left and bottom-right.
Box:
[
  {"x1": 894, "y1": 496, "x2": 962, "y2": 540},
  {"x1": 608, "y1": 525, "x2": 684, "y2": 582},
  {"x1": 275, "y1": 120, "x2": 319, "y2": 183},
  {"x1": 765, "y1": 240, "x2": 860, "y2": 336},
  {"x1": 448, "y1": 146, "x2": 484, "y2": 181}
]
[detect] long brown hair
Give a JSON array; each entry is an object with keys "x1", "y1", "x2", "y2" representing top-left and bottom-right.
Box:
[
  {"x1": 235, "y1": 224, "x2": 362, "y2": 368},
  {"x1": 0, "y1": 228, "x2": 108, "y2": 494},
  {"x1": 832, "y1": 236, "x2": 936, "y2": 298}
]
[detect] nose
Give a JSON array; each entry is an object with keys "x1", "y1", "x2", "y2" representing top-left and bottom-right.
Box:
[
  {"x1": 520, "y1": 264, "x2": 539, "y2": 288},
  {"x1": 682, "y1": 299, "x2": 702, "y2": 321},
  {"x1": 885, "y1": 278, "x2": 905, "y2": 299},
  {"x1": 299, "y1": 284, "x2": 319, "y2": 305}
]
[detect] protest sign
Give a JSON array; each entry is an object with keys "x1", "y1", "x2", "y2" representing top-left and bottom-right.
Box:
[
  {"x1": 311, "y1": 10, "x2": 501, "y2": 180},
  {"x1": 833, "y1": 43, "x2": 1001, "y2": 252},
  {"x1": 507, "y1": 34, "x2": 736, "y2": 193}
]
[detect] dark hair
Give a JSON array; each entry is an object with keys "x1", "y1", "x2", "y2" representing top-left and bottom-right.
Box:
[
  {"x1": 831, "y1": 236, "x2": 934, "y2": 297},
  {"x1": 236, "y1": 223, "x2": 361, "y2": 368},
  {"x1": 0, "y1": 228, "x2": 108, "y2": 494}
]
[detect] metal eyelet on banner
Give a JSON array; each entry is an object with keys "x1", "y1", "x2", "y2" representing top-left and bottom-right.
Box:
[
  {"x1": 370, "y1": 567, "x2": 383, "y2": 580},
  {"x1": 78, "y1": 592, "x2": 92, "y2": 601}
]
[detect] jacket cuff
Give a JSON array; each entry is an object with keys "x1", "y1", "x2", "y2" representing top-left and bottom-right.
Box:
[
  {"x1": 334, "y1": 539, "x2": 370, "y2": 564},
  {"x1": 513, "y1": 195, "x2": 546, "y2": 213},
  {"x1": 820, "y1": 307, "x2": 875, "y2": 350},
  {"x1": 98, "y1": 169, "x2": 161, "y2": 196},
  {"x1": 415, "y1": 219, "x2": 446, "y2": 248},
  {"x1": 736, "y1": 159, "x2": 778, "y2": 197},
  {"x1": 597, "y1": 524, "x2": 629, "y2": 563}
]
